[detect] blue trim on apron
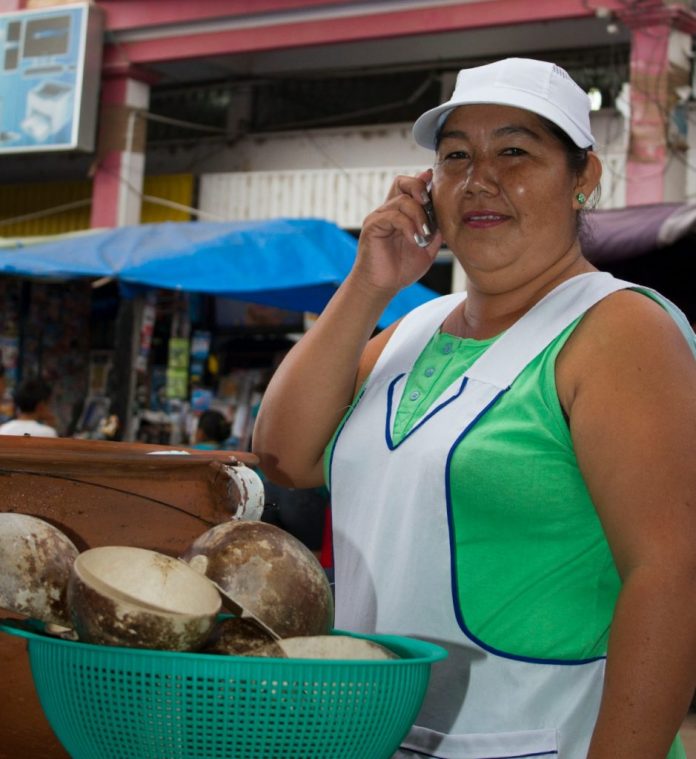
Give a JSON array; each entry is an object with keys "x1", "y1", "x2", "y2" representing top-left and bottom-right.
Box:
[{"x1": 385, "y1": 373, "x2": 469, "y2": 451}]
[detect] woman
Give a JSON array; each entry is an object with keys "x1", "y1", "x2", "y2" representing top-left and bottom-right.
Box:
[{"x1": 253, "y1": 58, "x2": 696, "y2": 758}]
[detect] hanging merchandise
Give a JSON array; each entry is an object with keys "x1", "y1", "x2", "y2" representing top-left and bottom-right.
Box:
[
  {"x1": 0, "y1": 335, "x2": 19, "y2": 382},
  {"x1": 73, "y1": 349, "x2": 115, "y2": 438},
  {"x1": 165, "y1": 337, "x2": 189, "y2": 400},
  {"x1": 0, "y1": 335, "x2": 18, "y2": 422},
  {"x1": 135, "y1": 291, "x2": 157, "y2": 374},
  {"x1": 189, "y1": 330, "x2": 211, "y2": 388},
  {"x1": 20, "y1": 280, "x2": 91, "y2": 435},
  {"x1": 0, "y1": 279, "x2": 22, "y2": 405},
  {"x1": 164, "y1": 292, "x2": 191, "y2": 403},
  {"x1": 87, "y1": 350, "x2": 113, "y2": 397},
  {"x1": 190, "y1": 387, "x2": 213, "y2": 413},
  {"x1": 149, "y1": 366, "x2": 168, "y2": 412}
]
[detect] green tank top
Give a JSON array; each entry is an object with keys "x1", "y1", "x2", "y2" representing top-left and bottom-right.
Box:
[
  {"x1": 401, "y1": 323, "x2": 621, "y2": 660},
  {"x1": 327, "y1": 320, "x2": 621, "y2": 661},
  {"x1": 325, "y1": 300, "x2": 688, "y2": 758},
  {"x1": 395, "y1": 325, "x2": 686, "y2": 757}
]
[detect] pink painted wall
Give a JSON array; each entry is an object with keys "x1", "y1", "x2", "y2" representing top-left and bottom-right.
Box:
[{"x1": 99, "y1": 0, "x2": 628, "y2": 66}]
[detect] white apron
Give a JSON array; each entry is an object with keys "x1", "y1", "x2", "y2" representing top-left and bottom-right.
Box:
[{"x1": 329, "y1": 272, "x2": 693, "y2": 759}]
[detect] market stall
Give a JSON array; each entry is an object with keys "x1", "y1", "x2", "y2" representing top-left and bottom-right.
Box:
[
  {"x1": 1, "y1": 205, "x2": 695, "y2": 444},
  {"x1": 0, "y1": 218, "x2": 440, "y2": 443},
  {"x1": 0, "y1": 217, "x2": 435, "y2": 323}
]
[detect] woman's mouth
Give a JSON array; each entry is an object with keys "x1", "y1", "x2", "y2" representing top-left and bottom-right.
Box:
[{"x1": 462, "y1": 211, "x2": 510, "y2": 229}]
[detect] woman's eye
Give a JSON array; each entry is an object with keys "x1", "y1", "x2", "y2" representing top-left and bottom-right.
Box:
[{"x1": 501, "y1": 147, "x2": 526, "y2": 156}]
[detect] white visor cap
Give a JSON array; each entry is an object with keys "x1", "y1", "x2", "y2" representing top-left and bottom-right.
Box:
[{"x1": 412, "y1": 58, "x2": 595, "y2": 150}]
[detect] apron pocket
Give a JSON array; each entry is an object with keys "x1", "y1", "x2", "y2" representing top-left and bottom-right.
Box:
[{"x1": 397, "y1": 724, "x2": 559, "y2": 759}]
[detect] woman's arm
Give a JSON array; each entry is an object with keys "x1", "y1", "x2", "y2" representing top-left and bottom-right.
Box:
[
  {"x1": 252, "y1": 171, "x2": 441, "y2": 488},
  {"x1": 557, "y1": 290, "x2": 696, "y2": 758}
]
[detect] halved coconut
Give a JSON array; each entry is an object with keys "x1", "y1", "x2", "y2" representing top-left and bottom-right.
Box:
[
  {"x1": 181, "y1": 520, "x2": 334, "y2": 639},
  {"x1": 254, "y1": 635, "x2": 398, "y2": 660},
  {"x1": 0, "y1": 513, "x2": 78, "y2": 626},
  {"x1": 68, "y1": 546, "x2": 221, "y2": 651},
  {"x1": 202, "y1": 616, "x2": 277, "y2": 655}
]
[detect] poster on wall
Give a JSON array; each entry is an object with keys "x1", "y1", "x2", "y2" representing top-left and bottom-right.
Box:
[
  {"x1": 0, "y1": 3, "x2": 102, "y2": 153},
  {"x1": 166, "y1": 337, "x2": 190, "y2": 400}
]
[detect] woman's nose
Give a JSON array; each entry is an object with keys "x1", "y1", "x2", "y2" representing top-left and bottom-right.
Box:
[{"x1": 462, "y1": 158, "x2": 498, "y2": 196}]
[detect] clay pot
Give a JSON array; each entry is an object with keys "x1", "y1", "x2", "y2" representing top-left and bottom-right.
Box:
[
  {"x1": 182, "y1": 521, "x2": 334, "y2": 639},
  {"x1": 68, "y1": 546, "x2": 221, "y2": 651},
  {"x1": 0, "y1": 513, "x2": 78, "y2": 627}
]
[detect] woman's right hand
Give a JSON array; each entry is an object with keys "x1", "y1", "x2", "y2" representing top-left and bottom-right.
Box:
[
  {"x1": 253, "y1": 171, "x2": 442, "y2": 488},
  {"x1": 350, "y1": 169, "x2": 443, "y2": 297}
]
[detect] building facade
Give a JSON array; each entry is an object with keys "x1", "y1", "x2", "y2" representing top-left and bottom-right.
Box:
[
  {"x1": 2, "y1": 0, "x2": 696, "y2": 440},
  {"x1": 0, "y1": 0, "x2": 695, "y2": 235}
]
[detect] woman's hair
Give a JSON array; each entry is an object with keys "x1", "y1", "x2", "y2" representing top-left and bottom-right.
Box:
[
  {"x1": 197, "y1": 410, "x2": 232, "y2": 444},
  {"x1": 536, "y1": 115, "x2": 600, "y2": 244},
  {"x1": 537, "y1": 116, "x2": 591, "y2": 178}
]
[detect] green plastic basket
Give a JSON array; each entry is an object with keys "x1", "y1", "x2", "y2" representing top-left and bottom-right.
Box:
[{"x1": 0, "y1": 619, "x2": 446, "y2": 759}]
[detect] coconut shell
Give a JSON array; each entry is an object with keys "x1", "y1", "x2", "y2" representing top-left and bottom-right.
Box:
[
  {"x1": 255, "y1": 635, "x2": 398, "y2": 660},
  {"x1": 202, "y1": 616, "x2": 277, "y2": 655},
  {"x1": 68, "y1": 546, "x2": 221, "y2": 651},
  {"x1": 181, "y1": 520, "x2": 334, "y2": 639},
  {"x1": 0, "y1": 513, "x2": 78, "y2": 626}
]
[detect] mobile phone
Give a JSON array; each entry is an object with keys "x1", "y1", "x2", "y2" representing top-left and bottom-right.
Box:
[
  {"x1": 423, "y1": 191, "x2": 437, "y2": 236},
  {"x1": 415, "y1": 187, "x2": 437, "y2": 248}
]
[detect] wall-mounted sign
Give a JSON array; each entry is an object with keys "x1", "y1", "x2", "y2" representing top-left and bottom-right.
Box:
[{"x1": 0, "y1": 3, "x2": 102, "y2": 153}]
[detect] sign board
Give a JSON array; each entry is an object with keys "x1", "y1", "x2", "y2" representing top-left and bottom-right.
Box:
[{"x1": 0, "y1": 3, "x2": 102, "y2": 153}]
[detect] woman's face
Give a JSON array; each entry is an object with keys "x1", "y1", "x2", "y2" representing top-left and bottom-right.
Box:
[{"x1": 432, "y1": 104, "x2": 591, "y2": 288}]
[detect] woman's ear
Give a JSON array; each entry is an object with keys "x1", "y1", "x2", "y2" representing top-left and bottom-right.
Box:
[{"x1": 574, "y1": 152, "x2": 602, "y2": 209}]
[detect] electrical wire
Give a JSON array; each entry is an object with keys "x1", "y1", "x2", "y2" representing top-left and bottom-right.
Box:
[
  {"x1": 0, "y1": 158, "x2": 227, "y2": 230},
  {"x1": 0, "y1": 199, "x2": 92, "y2": 229}
]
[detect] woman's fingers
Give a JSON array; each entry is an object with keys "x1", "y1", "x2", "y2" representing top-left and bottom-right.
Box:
[
  {"x1": 350, "y1": 169, "x2": 440, "y2": 293},
  {"x1": 382, "y1": 169, "x2": 437, "y2": 246},
  {"x1": 374, "y1": 190, "x2": 435, "y2": 248},
  {"x1": 386, "y1": 169, "x2": 433, "y2": 202}
]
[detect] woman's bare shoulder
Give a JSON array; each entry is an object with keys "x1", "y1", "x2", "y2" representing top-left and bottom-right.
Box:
[
  {"x1": 557, "y1": 287, "x2": 695, "y2": 413},
  {"x1": 569, "y1": 287, "x2": 690, "y2": 354}
]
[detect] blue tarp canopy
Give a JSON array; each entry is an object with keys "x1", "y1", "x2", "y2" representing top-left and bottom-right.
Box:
[{"x1": 0, "y1": 218, "x2": 439, "y2": 328}]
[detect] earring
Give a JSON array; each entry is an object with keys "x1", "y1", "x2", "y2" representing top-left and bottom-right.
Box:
[{"x1": 576, "y1": 192, "x2": 586, "y2": 205}]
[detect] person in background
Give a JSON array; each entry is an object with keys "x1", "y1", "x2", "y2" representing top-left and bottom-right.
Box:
[
  {"x1": 192, "y1": 409, "x2": 232, "y2": 450},
  {"x1": 253, "y1": 57, "x2": 696, "y2": 758},
  {"x1": 0, "y1": 377, "x2": 58, "y2": 437},
  {"x1": 261, "y1": 479, "x2": 330, "y2": 564}
]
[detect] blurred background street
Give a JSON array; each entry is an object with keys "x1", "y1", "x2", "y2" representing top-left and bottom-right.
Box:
[{"x1": 1, "y1": 1, "x2": 696, "y2": 757}]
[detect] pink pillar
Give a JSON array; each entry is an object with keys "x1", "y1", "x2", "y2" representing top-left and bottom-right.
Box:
[
  {"x1": 620, "y1": 2, "x2": 696, "y2": 205},
  {"x1": 90, "y1": 72, "x2": 151, "y2": 228}
]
